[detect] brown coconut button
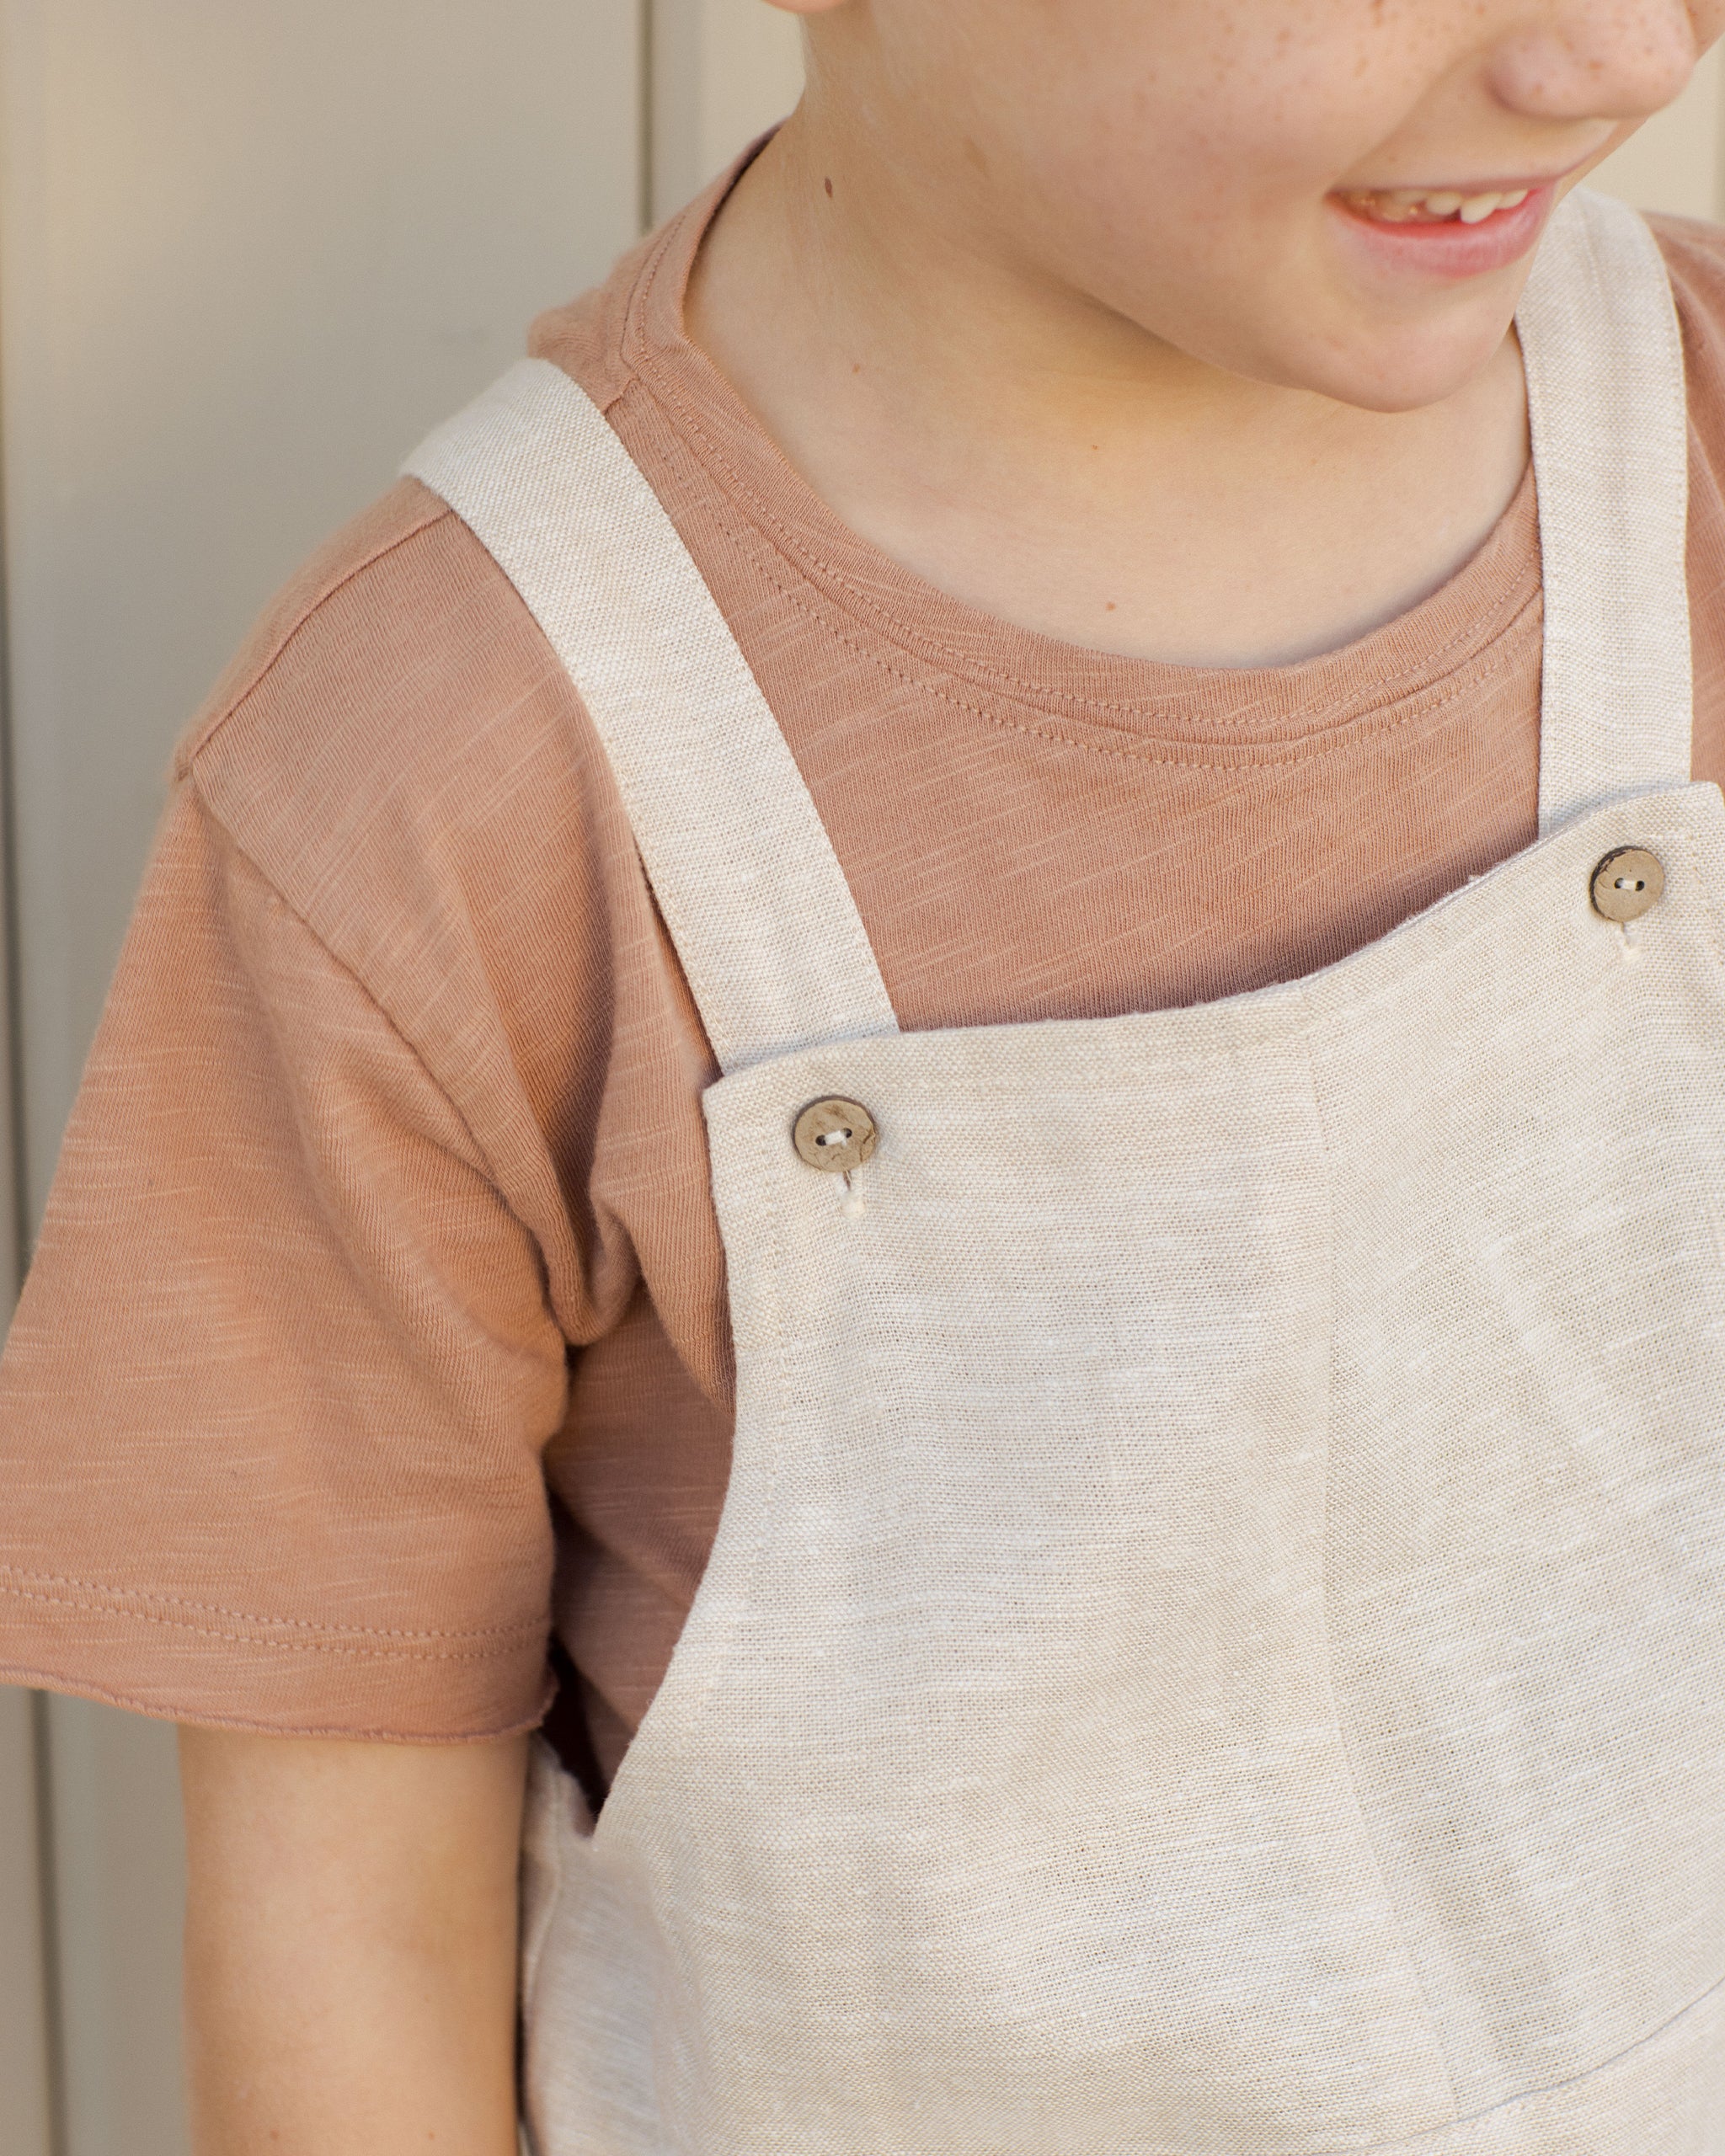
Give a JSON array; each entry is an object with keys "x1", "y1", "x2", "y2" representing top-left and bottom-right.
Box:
[
  {"x1": 793, "y1": 1097, "x2": 879, "y2": 1173},
  {"x1": 1590, "y1": 846, "x2": 1665, "y2": 922}
]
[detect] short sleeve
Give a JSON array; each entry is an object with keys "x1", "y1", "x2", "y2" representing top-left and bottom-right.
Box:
[{"x1": 0, "y1": 783, "x2": 568, "y2": 1739}]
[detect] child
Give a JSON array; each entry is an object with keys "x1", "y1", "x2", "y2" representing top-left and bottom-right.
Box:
[{"x1": 6, "y1": 0, "x2": 1725, "y2": 2148}]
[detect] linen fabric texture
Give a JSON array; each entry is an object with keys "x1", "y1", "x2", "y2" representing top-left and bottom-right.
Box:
[
  {"x1": 13, "y1": 165, "x2": 1725, "y2": 1786},
  {"x1": 399, "y1": 189, "x2": 1725, "y2": 2151}
]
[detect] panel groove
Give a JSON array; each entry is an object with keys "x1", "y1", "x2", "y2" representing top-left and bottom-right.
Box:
[
  {"x1": 32, "y1": 1691, "x2": 68, "y2": 2156},
  {"x1": 0, "y1": 9, "x2": 60, "y2": 2147}
]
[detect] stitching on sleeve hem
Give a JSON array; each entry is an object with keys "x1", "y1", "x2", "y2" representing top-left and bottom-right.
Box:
[
  {"x1": 0, "y1": 1662, "x2": 553, "y2": 1744},
  {"x1": 0, "y1": 1570, "x2": 541, "y2": 1661}
]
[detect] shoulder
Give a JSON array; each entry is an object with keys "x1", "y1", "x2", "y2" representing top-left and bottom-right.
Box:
[
  {"x1": 175, "y1": 218, "x2": 679, "y2": 952},
  {"x1": 177, "y1": 210, "x2": 672, "y2": 801},
  {"x1": 179, "y1": 473, "x2": 582, "y2": 813},
  {"x1": 176, "y1": 464, "x2": 643, "y2": 1067},
  {"x1": 1648, "y1": 213, "x2": 1725, "y2": 449},
  {"x1": 1648, "y1": 210, "x2": 1725, "y2": 311}
]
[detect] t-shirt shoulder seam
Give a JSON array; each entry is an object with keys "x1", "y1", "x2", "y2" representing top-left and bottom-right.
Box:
[
  {"x1": 536, "y1": 200, "x2": 687, "y2": 423},
  {"x1": 174, "y1": 491, "x2": 458, "y2": 778},
  {"x1": 168, "y1": 791, "x2": 527, "y2": 1214},
  {"x1": 537, "y1": 324, "x2": 646, "y2": 429}
]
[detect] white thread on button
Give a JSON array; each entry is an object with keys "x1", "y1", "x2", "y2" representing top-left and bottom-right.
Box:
[{"x1": 793, "y1": 1097, "x2": 878, "y2": 1173}]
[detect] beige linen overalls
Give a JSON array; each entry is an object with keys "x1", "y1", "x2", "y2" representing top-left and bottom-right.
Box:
[{"x1": 409, "y1": 189, "x2": 1725, "y2": 2153}]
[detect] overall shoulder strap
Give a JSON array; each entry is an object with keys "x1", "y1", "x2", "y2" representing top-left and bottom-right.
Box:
[
  {"x1": 1515, "y1": 187, "x2": 1693, "y2": 835},
  {"x1": 412, "y1": 207, "x2": 1685, "y2": 1049},
  {"x1": 404, "y1": 360, "x2": 898, "y2": 1075}
]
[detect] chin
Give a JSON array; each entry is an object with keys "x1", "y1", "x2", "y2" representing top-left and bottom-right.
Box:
[{"x1": 1287, "y1": 321, "x2": 1521, "y2": 414}]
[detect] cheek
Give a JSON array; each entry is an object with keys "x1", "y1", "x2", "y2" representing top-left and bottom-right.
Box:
[
  {"x1": 1020, "y1": 82, "x2": 1355, "y2": 286},
  {"x1": 918, "y1": 0, "x2": 1417, "y2": 248},
  {"x1": 1015, "y1": 21, "x2": 1410, "y2": 243},
  {"x1": 935, "y1": 0, "x2": 1503, "y2": 385}
]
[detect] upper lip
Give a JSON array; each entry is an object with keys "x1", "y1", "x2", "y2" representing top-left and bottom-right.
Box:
[
  {"x1": 1337, "y1": 153, "x2": 1595, "y2": 199},
  {"x1": 1343, "y1": 178, "x2": 1546, "y2": 197}
]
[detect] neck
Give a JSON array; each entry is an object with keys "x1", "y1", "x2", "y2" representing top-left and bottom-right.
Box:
[
  {"x1": 685, "y1": 108, "x2": 1530, "y2": 669},
  {"x1": 707, "y1": 106, "x2": 1295, "y2": 462}
]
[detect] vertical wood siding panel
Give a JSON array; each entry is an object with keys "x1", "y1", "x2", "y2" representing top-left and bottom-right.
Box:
[
  {"x1": 0, "y1": 0, "x2": 644, "y2": 1222},
  {"x1": 651, "y1": 0, "x2": 804, "y2": 221},
  {"x1": 0, "y1": 1693, "x2": 54, "y2": 2156},
  {"x1": 0, "y1": 6, "x2": 646, "y2": 2150},
  {"x1": 45, "y1": 1700, "x2": 184, "y2": 2156},
  {"x1": 1591, "y1": 40, "x2": 1725, "y2": 220}
]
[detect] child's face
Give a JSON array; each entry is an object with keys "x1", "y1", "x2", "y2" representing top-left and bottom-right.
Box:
[{"x1": 797, "y1": 0, "x2": 1724, "y2": 409}]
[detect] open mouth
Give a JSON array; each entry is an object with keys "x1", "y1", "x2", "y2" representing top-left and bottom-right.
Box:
[{"x1": 1336, "y1": 185, "x2": 1534, "y2": 227}]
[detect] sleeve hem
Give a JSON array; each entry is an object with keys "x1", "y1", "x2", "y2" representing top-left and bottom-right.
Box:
[
  {"x1": 0, "y1": 1659, "x2": 554, "y2": 1745},
  {"x1": 0, "y1": 1568, "x2": 541, "y2": 1662},
  {"x1": 0, "y1": 1586, "x2": 553, "y2": 1742}
]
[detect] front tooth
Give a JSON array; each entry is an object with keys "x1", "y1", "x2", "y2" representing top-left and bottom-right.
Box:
[
  {"x1": 1498, "y1": 189, "x2": 1530, "y2": 209},
  {"x1": 1458, "y1": 193, "x2": 1503, "y2": 224},
  {"x1": 1422, "y1": 192, "x2": 1463, "y2": 216}
]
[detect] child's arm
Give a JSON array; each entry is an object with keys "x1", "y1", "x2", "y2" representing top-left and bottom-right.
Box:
[{"x1": 179, "y1": 1726, "x2": 529, "y2": 2154}]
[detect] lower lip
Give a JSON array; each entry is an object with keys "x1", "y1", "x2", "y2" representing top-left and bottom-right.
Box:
[{"x1": 1328, "y1": 184, "x2": 1556, "y2": 282}]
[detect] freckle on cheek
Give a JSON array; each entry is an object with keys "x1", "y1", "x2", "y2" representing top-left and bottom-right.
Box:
[{"x1": 824, "y1": 175, "x2": 834, "y2": 198}]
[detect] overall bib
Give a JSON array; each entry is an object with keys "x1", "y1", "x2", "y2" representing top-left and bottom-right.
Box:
[{"x1": 409, "y1": 189, "x2": 1725, "y2": 2153}]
